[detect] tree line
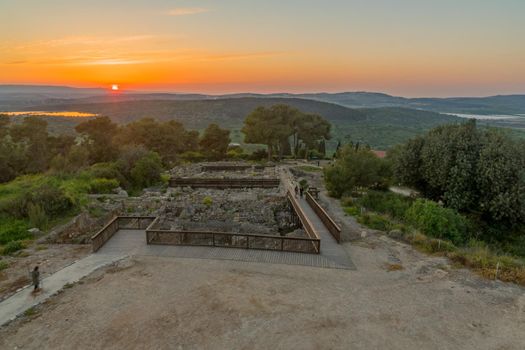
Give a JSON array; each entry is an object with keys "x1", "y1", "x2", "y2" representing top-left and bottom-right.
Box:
[{"x1": 0, "y1": 115, "x2": 232, "y2": 183}]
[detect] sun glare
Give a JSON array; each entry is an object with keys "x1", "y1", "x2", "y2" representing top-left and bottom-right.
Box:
[{"x1": 111, "y1": 84, "x2": 119, "y2": 91}]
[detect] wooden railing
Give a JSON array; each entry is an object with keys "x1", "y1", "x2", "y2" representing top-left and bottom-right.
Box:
[
  {"x1": 145, "y1": 229, "x2": 320, "y2": 254},
  {"x1": 201, "y1": 165, "x2": 269, "y2": 172},
  {"x1": 169, "y1": 178, "x2": 280, "y2": 189},
  {"x1": 91, "y1": 216, "x2": 156, "y2": 252},
  {"x1": 305, "y1": 192, "x2": 342, "y2": 243},
  {"x1": 286, "y1": 190, "x2": 319, "y2": 241}
]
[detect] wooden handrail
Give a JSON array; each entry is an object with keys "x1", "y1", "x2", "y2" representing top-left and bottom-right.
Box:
[
  {"x1": 286, "y1": 190, "x2": 319, "y2": 240},
  {"x1": 305, "y1": 192, "x2": 342, "y2": 243}
]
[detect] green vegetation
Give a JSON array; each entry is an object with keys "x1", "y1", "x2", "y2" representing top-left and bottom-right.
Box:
[
  {"x1": 328, "y1": 121, "x2": 525, "y2": 284},
  {"x1": 202, "y1": 196, "x2": 213, "y2": 206},
  {"x1": 199, "y1": 123, "x2": 231, "y2": 160},
  {"x1": 342, "y1": 191, "x2": 525, "y2": 285},
  {"x1": 390, "y1": 120, "x2": 525, "y2": 240},
  {"x1": 0, "y1": 260, "x2": 8, "y2": 271},
  {"x1": 2, "y1": 240, "x2": 25, "y2": 255},
  {"x1": 23, "y1": 307, "x2": 38, "y2": 317},
  {"x1": 242, "y1": 104, "x2": 331, "y2": 160},
  {"x1": 324, "y1": 146, "x2": 390, "y2": 198}
]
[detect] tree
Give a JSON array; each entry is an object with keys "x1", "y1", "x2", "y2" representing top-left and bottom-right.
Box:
[
  {"x1": 9, "y1": 117, "x2": 50, "y2": 173},
  {"x1": 242, "y1": 106, "x2": 281, "y2": 161},
  {"x1": 116, "y1": 118, "x2": 199, "y2": 163},
  {"x1": 0, "y1": 114, "x2": 9, "y2": 139},
  {"x1": 75, "y1": 117, "x2": 118, "y2": 163},
  {"x1": 292, "y1": 113, "x2": 331, "y2": 157},
  {"x1": 131, "y1": 152, "x2": 163, "y2": 188},
  {"x1": 242, "y1": 105, "x2": 331, "y2": 161},
  {"x1": 392, "y1": 121, "x2": 525, "y2": 231},
  {"x1": 199, "y1": 123, "x2": 231, "y2": 160},
  {"x1": 324, "y1": 145, "x2": 391, "y2": 198}
]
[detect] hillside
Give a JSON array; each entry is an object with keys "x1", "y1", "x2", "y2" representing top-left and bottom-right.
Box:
[
  {"x1": 25, "y1": 98, "x2": 463, "y2": 149},
  {"x1": 3, "y1": 85, "x2": 525, "y2": 115}
]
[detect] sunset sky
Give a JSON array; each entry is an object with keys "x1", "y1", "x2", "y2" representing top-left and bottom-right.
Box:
[{"x1": 1, "y1": 0, "x2": 524, "y2": 96}]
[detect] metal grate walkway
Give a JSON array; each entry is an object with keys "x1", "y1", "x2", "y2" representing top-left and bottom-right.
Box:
[{"x1": 97, "y1": 229, "x2": 355, "y2": 269}]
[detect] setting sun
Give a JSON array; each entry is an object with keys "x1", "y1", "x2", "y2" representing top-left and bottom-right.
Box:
[{"x1": 111, "y1": 84, "x2": 119, "y2": 91}]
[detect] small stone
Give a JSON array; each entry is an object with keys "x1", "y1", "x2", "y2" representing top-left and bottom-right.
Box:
[{"x1": 28, "y1": 227, "x2": 42, "y2": 236}]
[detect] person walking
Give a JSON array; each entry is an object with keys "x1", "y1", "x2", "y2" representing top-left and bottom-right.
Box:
[
  {"x1": 294, "y1": 185, "x2": 299, "y2": 197},
  {"x1": 299, "y1": 187, "x2": 304, "y2": 198},
  {"x1": 32, "y1": 266, "x2": 40, "y2": 292}
]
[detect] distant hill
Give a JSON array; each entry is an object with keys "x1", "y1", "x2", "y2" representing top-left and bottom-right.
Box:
[
  {"x1": 2, "y1": 84, "x2": 525, "y2": 114},
  {"x1": 24, "y1": 97, "x2": 462, "y2": 149},
  {"x1": 3, "y1": 84, "x2": 524, "y2": 149}
]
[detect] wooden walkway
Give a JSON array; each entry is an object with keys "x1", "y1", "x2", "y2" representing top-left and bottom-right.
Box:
[
  {"x1": 97, "y1": 229, "x2": 354, "y2": 269},
  {"x1": 95, "y1": 168, "x2": 354, "y2": 270}
]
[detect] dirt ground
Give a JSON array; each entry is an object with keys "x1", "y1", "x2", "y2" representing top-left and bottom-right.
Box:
[
  {"x1": 1, "y1": 231, "x2": 524, "y2": 350},
  {"x1": 0, "y1": 244, "x2": 90, "y2": 301}
]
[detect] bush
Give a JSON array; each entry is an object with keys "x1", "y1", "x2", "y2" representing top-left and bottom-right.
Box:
[
  {"x1": 357, "y1": 213, "x2": 396, "y2": 231},
  {"x1": 130, "y1": 153, "x2": 163, "y2": 188},
  {"x1": 405, "y1": 199, "x2": 469, "y2": 245},
  {"x1": 344, "y1": 206, "x2": 360, "y2": 216},
  {"x1": 0, "y1": 260, "x2": 8, "y2": 271},
  {"x1": 89, "y1": 178, "x2": 119, "y2": 194},
  {"x1": 32, "y1": 185, "x2": 74, "y2": 218},
  {"x1": 357, "y1": 191, "x2": 412, "y2": 220},
  {"x1": 2, "y1": 240, "x2": 25, "y2": 255},
  {"x1": 27, "y1": 203, "x2": 48, "y2": 230},
  {"x1": 180, "y1": 151, "x2": 206, "y2": 163},
  {"x1": 248, "y1": 149, "x2": 268, "y2": 161},
  {"x1": 0, "y1": 218, "x2": 31, "y2": 244},
  {"x1": 202, "y1": 196, "x2": 213, "y2": 206},
  {"x1": 325, "y1": 146, "x2": 391, "y2": 198}
]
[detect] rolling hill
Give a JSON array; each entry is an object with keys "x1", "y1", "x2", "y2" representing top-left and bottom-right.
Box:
[{"x1": 23, "y1": 97, "x2": 463, "y2": 149}]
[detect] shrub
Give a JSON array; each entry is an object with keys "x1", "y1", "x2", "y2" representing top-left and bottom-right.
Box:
[
  {"x1": 180, "y1": 151, "x2": 206, "y2": 163},
  {"x1": 248, "y1": 149, "x2": 268, "y2": 161},
  {"x1": 89, "y1": 178, "x2": 119, "y2": 194},
  {"x1": 357, "y1": 213, "x2": 395, "y2": 232},
  {"x1": 0, "y1": 218, "x2": 31, "y2": 244},
  {"x1": 202, "y1": 196, "x2": 213, "y2": 206},
  {"x1": 357, "y1": 191, "x2": 412, "y2": 220},
  {"x1": 344, "y1": 206, "x2": 360, "y2": 216},
  {"x1": 325, "y1": 146, "x2": 391, "y2": 198},
  {"x1": 0, "y1": 260, "x2": 8, "y2": 271},
  {"x1": 405, "y1": 199, "x2": 468, "y2": 245},
  {"x1": 27, "y1": 203, "x2": 48, "y2": 230},
  {"x1": 130, "y1": 153, "x2": 163, "y2": 188},
  {"x1": 32, "y1": 185, "x2": 74, "y2": 218},
  {"x1": 88, "y1": 162, "x2": 124, "y2": 182},
  {"x1": 2, "y1": 240, "x2": 25, "y2": 255}
]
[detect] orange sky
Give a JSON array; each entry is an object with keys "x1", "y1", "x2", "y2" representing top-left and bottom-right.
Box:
[{"x1": 1, "y1": 0, "x2": 524, "y2": 96}]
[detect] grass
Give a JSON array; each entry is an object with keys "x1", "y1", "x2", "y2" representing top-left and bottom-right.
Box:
[
  {"x1": 24, "y1": 307, "x2": 39, "y2": 317},
  {"x1": 2, "y1": 240, "x2": 25, "y2": 255},
  {"x1": 0, "y1": 170, "x2": 117, "y2": 247},
  {"x1": 0, "y1": 260, "x2": 9, "y2": 271},
  {"x1": 343, "y1": 194, "x2": 525, "y2": 286}
]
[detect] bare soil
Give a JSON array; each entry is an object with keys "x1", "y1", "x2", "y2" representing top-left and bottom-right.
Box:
[
  {"x1": 1, "y1": 233, "x2": 524, "y2": 349},
  {"x1": 0, "y1": 244, "x2": 90, "y2": 300}
]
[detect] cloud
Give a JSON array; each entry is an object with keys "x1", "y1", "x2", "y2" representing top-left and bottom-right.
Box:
[{"x1": 167, "y1": 7, "x2": 210, "y2": 16}]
